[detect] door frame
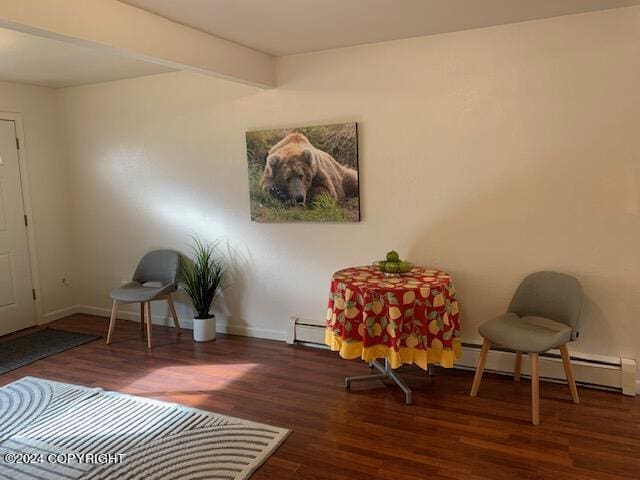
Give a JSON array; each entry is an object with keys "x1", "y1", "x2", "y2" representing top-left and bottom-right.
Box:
[{"x1": 0, "y1": 111, "x2": 43, "y2": 325}]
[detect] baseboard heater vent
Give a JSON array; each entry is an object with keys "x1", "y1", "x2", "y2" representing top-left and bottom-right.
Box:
[
  {"x1": 287, "y1": 316, "x2": 637, "y2": 396},
  {"x1": 287, "y1": 317, "x2": 328, "y2": 348}
]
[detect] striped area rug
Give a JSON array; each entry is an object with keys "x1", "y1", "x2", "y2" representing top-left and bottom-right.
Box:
[{"x1": 0, "y1": 377, "x2": 290, "y2": 480}]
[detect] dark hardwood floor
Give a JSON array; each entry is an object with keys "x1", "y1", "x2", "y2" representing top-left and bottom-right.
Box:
[{"x1": 1, "y1": 314, "x2": 639, "y2": 479}]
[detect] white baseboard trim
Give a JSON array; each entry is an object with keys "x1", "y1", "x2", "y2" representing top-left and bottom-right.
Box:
[
  {"x1": 289, "y1": 317, "x2": 636, "y2": 395},
  {"x1": 455, "y1": 344, "x2": 635, "y2": 395},
  {"x1": 213, "y1": 318, "x2": 284, "y2": 342},
  {"x1": 77, "y1": 304, "x2": 193, "y2": 328},
  {"x1": 42, "y1": 309, "x2": 639, "y2": 395},
  {"x1": 41, "y1": 305, "x2": 80, "y2": 324},
  {"x1": 66, "y1": 305, "x2": 285, "y2": 342}
]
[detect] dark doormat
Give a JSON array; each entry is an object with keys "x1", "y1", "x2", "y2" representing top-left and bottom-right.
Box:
[{"x1": 0, "y1": 328, "x2": 100, "y2": 374}]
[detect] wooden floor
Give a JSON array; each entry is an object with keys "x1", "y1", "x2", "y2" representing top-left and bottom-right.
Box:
[{"x1": 2, "y1": 315, "x2": 639, "y2": 480}]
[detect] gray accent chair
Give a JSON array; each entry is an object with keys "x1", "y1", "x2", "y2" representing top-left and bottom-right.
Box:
[
  {"x1": 470, "y1": 271, "x2": 583, "y2": 425},
  {"x1": 106, "y1": 250, "x2": 181, "y2": 349}
]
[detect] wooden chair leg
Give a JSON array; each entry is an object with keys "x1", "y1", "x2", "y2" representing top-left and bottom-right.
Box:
[
  {"x1": 144, "y1": 302, "x2": 153, "y2": 349},
  {"x1": 531, "y1": 353, "x2": 540, "y2": 425},
  {"x1": 514, "y1": 351, "x2": 522, "y2": 382},
  {"x1": 560, "y1": 344, "x2": 580, "y2": 404},
  {"x1": 140, "y1": 302, "x2": 146, "y2": 337},
  {"x1": 470, "y1": 338, "x2": 491, "y2": 397},
  {"x1": 166, "y1": 295, "x2": 181, "y2": 336},
  {"x1": 106, "y1": 300, "x2": 119, "y2": 344}
]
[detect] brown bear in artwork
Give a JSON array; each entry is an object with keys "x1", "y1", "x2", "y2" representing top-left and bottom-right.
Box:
[{"x1": 260, "y1": 132, "x2": 358, "y2": 205}]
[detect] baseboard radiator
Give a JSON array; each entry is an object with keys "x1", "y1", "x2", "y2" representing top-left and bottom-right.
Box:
[{"x1": 287, "y1": 316, "x2": 637, "y2": 396}]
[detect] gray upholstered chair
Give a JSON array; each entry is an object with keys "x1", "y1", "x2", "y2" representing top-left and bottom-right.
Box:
[
  {"x1": 106, "y1": 250, "x2": 181, "y2": 349},
  {"x1": 470, "y1": 271, "x2": 583, "y2": 425}
]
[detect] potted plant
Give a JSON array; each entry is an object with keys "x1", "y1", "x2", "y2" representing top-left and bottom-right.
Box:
[{"x1": 179, "y1": 236, "x2": 226, "y2": 342}]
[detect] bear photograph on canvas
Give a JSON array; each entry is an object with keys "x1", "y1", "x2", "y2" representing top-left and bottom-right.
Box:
[{"x1": 246, "y1": 123, "x2": 360, "y2": 222}]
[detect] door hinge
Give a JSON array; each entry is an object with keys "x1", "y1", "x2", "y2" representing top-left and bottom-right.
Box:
[
  {"x1": 24, "y1": 214, "x2": 28, "y2": 227},
  {"x1": 15, "y1": 137, "x2": 20, "y2": 150},
  {"x1": 32, "y1": 289, "x2": 36, "y2": 301}
]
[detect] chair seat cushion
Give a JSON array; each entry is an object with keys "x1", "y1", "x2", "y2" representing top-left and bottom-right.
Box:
[
  {"x1": 110, "y1": 282, "x2": 176, "y2": 302},
  {"x1": 479, "y1": 312, "x2": 572, "y2": 353}
]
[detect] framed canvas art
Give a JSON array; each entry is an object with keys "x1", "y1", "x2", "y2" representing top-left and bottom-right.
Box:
[{"x1": 246, "y1": 122, "x2": 360, "y2": 222}]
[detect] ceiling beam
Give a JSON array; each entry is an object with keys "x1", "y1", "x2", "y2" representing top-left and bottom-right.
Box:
[{"x1": 0, "y1": 0, "x2": 275, "y2": 88}]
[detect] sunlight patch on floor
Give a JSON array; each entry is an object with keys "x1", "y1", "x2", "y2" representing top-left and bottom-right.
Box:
[{"x1": 122, "y1": 363, "x2": 261, "y2": 394}]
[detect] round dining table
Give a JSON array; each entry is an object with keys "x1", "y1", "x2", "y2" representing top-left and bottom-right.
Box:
[{"x1": 324, "y1": 265, "x2": 462, "y2": 403}]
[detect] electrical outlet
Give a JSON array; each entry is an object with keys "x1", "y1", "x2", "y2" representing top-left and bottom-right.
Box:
[{"x1": 62, "y1": 277, "x2": 70, "y2": 287}]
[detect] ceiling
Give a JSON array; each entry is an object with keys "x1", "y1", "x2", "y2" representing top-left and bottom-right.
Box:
[
  {"x1": 0, "y1": 1, "x2": 636, "y2": 88},
  {"x1": 0, "y1": 28, "x2": 172, "y2": 88},
  {"x1": 120, "y1": 0, "x2": 639, "y2": 56}
]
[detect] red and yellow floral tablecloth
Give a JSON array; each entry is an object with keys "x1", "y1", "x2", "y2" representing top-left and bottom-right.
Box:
[{"x1": 325, "y1": 265, "x2": 462, "y2": 370}]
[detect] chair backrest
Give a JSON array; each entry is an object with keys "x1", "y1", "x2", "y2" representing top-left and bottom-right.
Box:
[
  {"x1": 133, "y1": 250, "x2": 180, "y2": 286},
  {"x1": 508, "y1": 271, "x2": 584, "y2": 341}
]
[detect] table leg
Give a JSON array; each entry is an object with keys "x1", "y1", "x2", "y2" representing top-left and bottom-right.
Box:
[
  {"x1": 344, "y1": 372, "x2": 388, "y2": 389},
  {"x1": 384, "y1": 359, "x2": 413, "y2": 404},
  {"x1": 371, "y1": 360, "x2": 386, "y2": 375},
  {"x1": 344, "y1": 358, "x2": 413, "y2": 405}
]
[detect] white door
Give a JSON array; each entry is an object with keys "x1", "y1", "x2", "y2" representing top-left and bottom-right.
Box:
[{"x1": 0, "y1": 120, "x2": 35, "y2": 336}]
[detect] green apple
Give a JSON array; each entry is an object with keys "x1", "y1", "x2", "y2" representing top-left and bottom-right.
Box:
[
  {"x1": 385, "y1": 262, "x2": 399, "y2": 273},
  {"x1": 376, "y1": 261, "x2": 387, "y2": 272},
  {"x1": 386, "y1": 250, "x2": 400, "y2": 262},
  {"x1": 398, "y1": 261, "x2": 413, "y2": 273}
]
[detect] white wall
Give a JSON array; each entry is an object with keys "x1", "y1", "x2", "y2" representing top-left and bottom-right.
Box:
[
  {"x1": 0, "y1": 81, "x2": 75, "y2": 318},
  {"x1": 58, "y1": 7, "x2": 639, "y2": 364}
]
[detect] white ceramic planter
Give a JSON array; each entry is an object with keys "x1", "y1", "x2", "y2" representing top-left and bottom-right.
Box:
[{"x1": 193, "y1": 316, "x2": 216, "y2": 342}]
